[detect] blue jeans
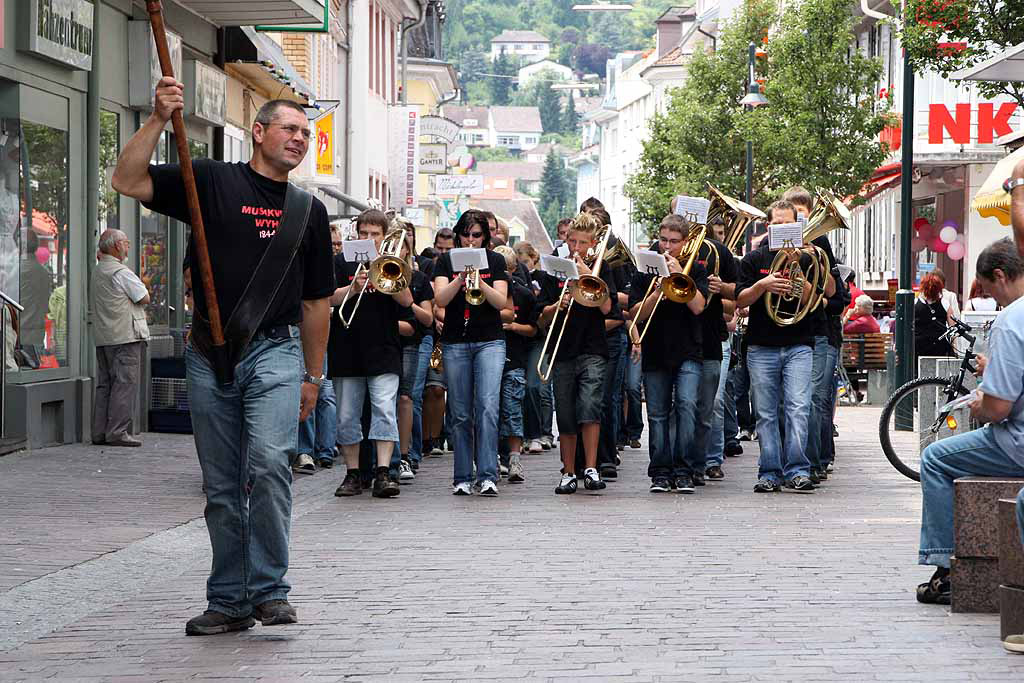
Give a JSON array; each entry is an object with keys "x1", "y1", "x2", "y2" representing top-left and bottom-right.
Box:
[
  {"x1": 818, "y1": 343, "x2": 839, "y2": 467},
  {"x1": 409, "y1": 335, "x2": 433, "y2": 463},
  {"x1": 186, "y1": 328, "x2": 302, "y2": 617},
  {"x1": 706, "y1": 339, "x2": 732, "y2": 467},
  {"x1": 624, "y1": 352, "x2": 644, "y2": 441},
  {"x1": 524, "y1": 341, "x2": 545, "y2": 441},
  {"x1": 499, "y1": 367, "x2": 526, "y2": 439},
  {"x1": 600, "y1": 327, "x2": 628, "y2": 466},
  {"x1": 443, "y1": 340, "x2": 505, "y2": 486},
  {"x1": 298, "y1": 356, "x2": 336, "y2": 462},
  {"x1": 335, "y1": 374, "x2": 400, "y2": 445},
  {"x1": 919, "y1": 426, "x2": 1024, "y2": 568},
  {"x1": 804, "y1": 336, "x2": 830, "y2": 470},
  {"x1": 1017, "y1": 488, "x2": 1024, "y2": 552},
  {"x1": 747, "y1": 344, "x2": 813, "y2": 483},
  {"x1": 693, "y1": 358, "x2": 722, "y2": 470},
  {"x1": 643, "y1": 361, "x2": 701, "y2": 479}
]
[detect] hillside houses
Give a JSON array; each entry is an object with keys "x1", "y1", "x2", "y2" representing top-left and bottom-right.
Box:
[
  {"x1": 445, "y1": 105, "x2": 544, "y2": 151},
  {"x1": 490, "y1": 30, "x2": 551, "y2": 63}
]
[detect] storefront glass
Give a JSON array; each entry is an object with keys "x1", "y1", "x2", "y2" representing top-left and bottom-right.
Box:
[
  {"x1": 140, "y1": 131, "x2": 169, "y2": 328},
  {"x1": 0, "y1": 118, "x2": 70, "y2": 370},
  {"x1": 99, "y1": 111, "x2": 121, "y2": 235}
]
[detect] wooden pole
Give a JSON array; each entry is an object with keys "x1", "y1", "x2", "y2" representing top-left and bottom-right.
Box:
[{"x1": 146, "y1": 1, "x2": 229, "y2": 379}]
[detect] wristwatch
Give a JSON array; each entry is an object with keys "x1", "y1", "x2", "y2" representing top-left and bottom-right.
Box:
[
  {"x1": 1003, "y1": 177, "x2": 1024, "y2": 194},
  {"x1": 303, "y1": 372, "x2": 325, "y2": 386}
]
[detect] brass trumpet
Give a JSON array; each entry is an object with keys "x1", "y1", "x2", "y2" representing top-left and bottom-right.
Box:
[
  {"x1": 764, "y1": 190, "x2": 850, "y2": 326},
  {"x1": 339, "y1": 227, "x2": 412, "y2": 328},
  {"x1": 628, "y1": 225, "x2": 707, "y2": 345},
  {"x1": 464, "y1": 267, "x2": 485, "y2": 305}
]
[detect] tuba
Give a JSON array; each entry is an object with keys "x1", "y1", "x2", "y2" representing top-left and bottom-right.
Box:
[
  {"x1": 707, "y1": 183, "x2": 767, "y2": 254},
  {"x1": 339, "y1": 227, "x2": 412, "y2": 328},
  {"x1": 765, "y1": 190, "x2": 850, "y2": 326}
]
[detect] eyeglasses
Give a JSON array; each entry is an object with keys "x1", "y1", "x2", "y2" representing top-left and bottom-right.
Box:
[{"x1": 270, "y1": 123, "x2": 311, "y2": 140}]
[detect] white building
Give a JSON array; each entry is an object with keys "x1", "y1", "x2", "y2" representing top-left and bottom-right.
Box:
[
  {"x1": 490, "y1": 30, "x2": 551, "y2": 63},
  {"x1": 445, "y1": 105, "x2": 491, "y2": 147},
  {"x1": 518, "y1": 59, "x2": 573, "y2": 87}
]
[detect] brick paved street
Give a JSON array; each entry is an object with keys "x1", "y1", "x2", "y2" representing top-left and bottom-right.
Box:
[{"x1": 1, "y1": 406, "x2": 1023, "y2": 681}]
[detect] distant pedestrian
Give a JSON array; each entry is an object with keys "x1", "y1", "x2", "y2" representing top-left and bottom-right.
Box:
[
  {"x1": 90, "y1": 229, "x2": 151, "y2": 447},
  {"x1": 843, "y1": 295, "x2": 880, "y2": 335},
  {"x1": 914, "y1": 274, "x2": 954, "y2": 363}
]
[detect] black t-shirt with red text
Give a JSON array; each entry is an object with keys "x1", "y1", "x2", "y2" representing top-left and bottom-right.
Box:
[
  {"x1": 736, "y1": 244, "x2": 816, "y2": 349},
  {"x1": 328, "y1": 253, "x2": 407, "y2": 377},
  {"x1": 145, "y1": 160, "x2": 335, "y2": 330},
  {"x1": 535, "y1": 269, "x2": 615, "y2": 361},
  {"x1": 433, "y1": 250, "x2": 509, "y2": 343}
]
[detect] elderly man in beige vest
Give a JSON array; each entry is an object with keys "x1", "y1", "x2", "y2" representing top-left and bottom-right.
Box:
[{"x1": 91, "y1": 229, "x2": 151, "y2": 447}]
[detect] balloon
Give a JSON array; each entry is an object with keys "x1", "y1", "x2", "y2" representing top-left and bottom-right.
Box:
[
  {"x1": 459, "y1": 153, "x2": 474, "y2": 169},
  {"x1": 35, "y1": 246, "x2": 49, "y2": 264},
  {"x1": 930, "y1": 236, "x2": 948, "y2": 253},
  {"x1": 946, "y1": 241, "x2": 965, "y2": 261},
  {"x1": 940, "y1": 219, "x2": 959, "y2": 231},
  {"x1": 910, "y1": 237, "x2": 926, "y2": 252},
  {"x1": 939, "y1": 226, "x2": 957, "y2": 244}
]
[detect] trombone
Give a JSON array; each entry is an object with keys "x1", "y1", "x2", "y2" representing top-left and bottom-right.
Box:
[
  {"x1": 765, "y1": 190, "x2": 850, "y2": 326},
  {"x1": 536, "y1": 219, "x2": 614, "y2": 382},
  {"x1": 338, "y1": 227, "x2": 413, "y2": 328},
  {"x1": 628, "y1": 225, "x2": 707, "y2": 345}
]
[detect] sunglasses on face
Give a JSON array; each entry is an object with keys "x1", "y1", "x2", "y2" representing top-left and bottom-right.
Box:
[{"x1": 465, "y1": 231, "x2": 484, "y2": 239}]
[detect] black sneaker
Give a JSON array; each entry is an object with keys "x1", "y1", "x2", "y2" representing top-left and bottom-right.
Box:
[
  {"x1": 185, "y1": 610, "x2": 255, "y2": 636},
  {"x1": 629, "y1": 439, "x2": 642, "y2": 449},
  {"x1": 334, "y1": 472, "x2": 362, "y2": 497},
  {"x1": 556, "y1": 472, "x2": 578, "y2": 494},
  {"x1": 809, "y1": 469, "x2": 821, "y2": 485},
  {"x1": 725, "y1": 442, "x2": 743, "y2": 457},
  {"x1": 649, "y1": 477, "x2": 671, "y2": 493},
  {"x1": 372, "y1": 468, "x2": 400, "y2": 498},
  {"x1": 674, "y1": 475, "x2": 695, "y2": 493},
  {"x1": 705, "y1": 465, "x2": 724, "y2": 480},
  {"x1": 691, "y1": 472, "x2": 706, "y2": 487},
  {"x1": 600, "y1": 466, "x2": 618, "y2": 481},
  {"x1": 754, "y1": 478, "x2": 781, "y2": 493},
  {"x1": 784, "y1": 476, "x2": 815, "y2": 493},
  {"x1": 916, "y1": 567, "x2": 951, "y2": 605},
  {"x1": 583, "y1": 468, "x2": 606, "y2": 491},
  {"x1": 817, "y1": 467, "x2": 828, "y2": 481},
  {"x1": 315, "y1": 457, "x2": 334, "y2": 469},
  {"x1": 252, "y1": 599, "x2": 298, "y2": 626}
]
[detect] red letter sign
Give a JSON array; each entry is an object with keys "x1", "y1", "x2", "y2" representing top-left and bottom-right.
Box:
[
  {"x1": 929, "y1": 104, "x2": 970, "y2": 144},
  {"x1": 977, "y1": 102, "x2": 1017, "y2": 144}
]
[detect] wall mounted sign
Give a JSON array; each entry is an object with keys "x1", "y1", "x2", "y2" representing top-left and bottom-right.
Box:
[
  {"x1": 184, "y1": 60, "x2": 227, "y2": 127},
  {"x1": 388, "y1": 107, "x2": 420, "y2": 208},
  {"x1": 128, "y1": 20, "x2": 182, "y2": 110},
  {"x1": 928, "y1": 103, "x2": 1018, "y2": 144},
  {"x1": 19, "y1": 0, "x2": 94, "y2": 71},
  {"x1": 434, "y1": 174, "x2": 485, "y2": 196},
  {"x1": 419, "y1": 143, "x2": 447, "y2": 175}
]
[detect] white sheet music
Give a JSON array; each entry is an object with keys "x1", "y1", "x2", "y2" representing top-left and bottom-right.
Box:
[
  {"x1": 635, "y1": 249, "x2": 670, "y2": 278},
  {"x1": 556, "y1": 243, "x2": 570, "y2": 258},
  {"x1": 449, "y1": 247, "x2": 489, "y2": 272},
  {"x1": 540, "y1": 254, "x2": 580, "y2": 281},
  {"x1": 673, "y1": 196, "x2": 712, "y2": 225},
  {"x1": 768, "y1": 223, "x2": 804, "y2": 250},
  {"x1": 342, "y1": 239, "x2": 378, "y2": 263}
]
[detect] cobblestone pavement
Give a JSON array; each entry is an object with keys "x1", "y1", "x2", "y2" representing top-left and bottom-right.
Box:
[{"x1": 1, "y1": 406, "x2": 1022, "y2": 681}]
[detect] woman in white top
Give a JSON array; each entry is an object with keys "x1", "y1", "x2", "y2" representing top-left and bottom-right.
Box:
[{"x1": 964, "y1": 278, "x2": 999, "y2": 312}]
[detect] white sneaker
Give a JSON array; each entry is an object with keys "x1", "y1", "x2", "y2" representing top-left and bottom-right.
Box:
[
  {"x1": 508, "y1": 459, "x2": 525, "y2": 483},
  {"x1": 452, "y1": 482, "x2": 473, "y2": 496},
  {"x1": 527, "y1": 439, "x2": 543, "y2": 454},
  {"x1": 540, "y1": 436, "x2": 554, "y2": 450},
  {"x1": 479, "y1": 480, "x2": 499, "y2": 496},
  {"x1": 583, "y1": 467, "x2": 606, "y2": 491},
  {"x1": 398, "y1": 459, "x2": 415, "y2": 481}
]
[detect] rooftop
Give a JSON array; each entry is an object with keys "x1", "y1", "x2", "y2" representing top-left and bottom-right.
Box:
[
  {"x1": 475, "y1": 161, "x2": 544, "y2": 182},
  {"x1": 471, "y1": 196, "x2": 553, "y2": 251},
  {"x1": 491, "y1": 30, "x2": 550, "y2": 44},
  {"x1": 490, "y1": 106, "x2": 543, "y2": 133},
  {"x1": 442, "y1": 105, "x2": 490, "y2": 127}
]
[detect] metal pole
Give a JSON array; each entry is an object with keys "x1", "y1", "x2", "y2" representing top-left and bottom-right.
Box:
[
  {"x1": 744, "y1": 42, "x2": 755, "y2": 252},
  {"x1": 893, "y1": 49, "x2": 916, "y2": 422}
]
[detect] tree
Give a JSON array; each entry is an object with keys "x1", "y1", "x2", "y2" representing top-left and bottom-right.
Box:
[
  {"x1": 574, "y1": 43, "x2": 612, "y2": 78},
  {"x1": 562, "y1": 90, "x2": 580, "y2": 133},
  {"x1": 538, "y1": 82, "x2": 563, "y2": 134},
  {"x1": 897, "y1": 0, "x2": 1024, "y2": 108},
  {"x1": 539, "y1": 149, "x2": 571, "y2": 237},
  {"x1": 489, "y1": 51, "x2": 515, "y2": 106},
  {"x1": 625, "y1": 0, "x2": 889, "y2": 231}
]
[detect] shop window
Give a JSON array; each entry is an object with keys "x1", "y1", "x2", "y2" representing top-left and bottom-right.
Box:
[
  {"x1": 140, "y1": 131, "x2": 169, "y2": 328},
  {"x1": 99, "y1": 112, "x2": 121, "y2": 235},
  {"x1": 0, "y1": 118, "x2": 70, "y2": 370}
]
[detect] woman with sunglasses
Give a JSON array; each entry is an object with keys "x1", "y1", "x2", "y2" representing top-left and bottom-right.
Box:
[{"x1": 433, "y1": 210, "x2": 510, "y2": 496}]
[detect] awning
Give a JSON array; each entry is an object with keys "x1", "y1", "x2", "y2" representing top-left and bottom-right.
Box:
[
  {"x1": 850, "y1": 162, "x2": 902, "y2": 202},
  {"x1": 223, "y1": 27, "x2": 317, "y2": 104},
  {"x1": 971, "y1": 146, "x2": 1024, "y2": 226},
  {"x1": 950, "y1": 42, "x2": 1024, "y2": 83},
  {"x1": 173, "y1": 0, "x2": 325, "y2": 27}
]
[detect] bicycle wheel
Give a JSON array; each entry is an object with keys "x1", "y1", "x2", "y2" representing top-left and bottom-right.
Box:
[{"x1": 878, "y1": 376, "x2": 971, "y2": 482}]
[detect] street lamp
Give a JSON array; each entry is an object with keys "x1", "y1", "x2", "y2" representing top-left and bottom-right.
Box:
[{"x1": 741, "y1": 41, "x2": 767, "y2": 251}]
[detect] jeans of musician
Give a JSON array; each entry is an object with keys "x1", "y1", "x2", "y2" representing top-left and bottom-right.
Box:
[
  {"x1": 599, "y1": 328, "x2": 628, "y2": 467},
  {"x1": 919, "y1": 426, "x2": 1024, "y2": 568},
  {"x1": 1017, "y1": 487, "x2": 1024, "y2": 556},
  {"x1": 643, "y1": 361, "x2": 702, "y2": 479},
  {"x1": 443, "y1": 340, "x2": 505, "y2": 486},
  {"x1": 186, "y1": 328, "x2": 301, "y2": 617},
  {"x1": 747, "y1": 344, "x2": 813, "y2": 483},
  {"x1": 408, "y1": 334, "x2": 433, "y2": 464},
  {"x1": 524, "y1": 341, "x2": 545, "y2": 441},
  {"x1": 730, "y1": 351, "x2": 755, "y2": 433},
  {"x1": 804, "y1": 336, "x2": 830, "y2": 471},
  {"x1": 705, "y1": 339, "x2": 733, "y2": 467},
  {"x1": 624, "y1": 352, "x2": 644, "y2": 441},
  {"x1": 297, "y1": 356, "x2": 336, "y2": 462},
  {"x1": 692, "y1": 357, "x2": 722, "y2": 471},
  {"x1": 818, "y1": 343, "x2": 839, "y2": 467}
]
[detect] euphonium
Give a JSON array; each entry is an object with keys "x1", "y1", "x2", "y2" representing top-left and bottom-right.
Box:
[
  {"x1": 464, "y1": 267, "x2": 485, "y2": 305},
  {"x1": 707, "y1": 183, "x2": 767, "y2": 254}
]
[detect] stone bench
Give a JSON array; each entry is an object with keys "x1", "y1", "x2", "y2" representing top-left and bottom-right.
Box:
[
  {"x1": 1000, "y1": 498, "x2": 1024, "y2": 640},
  {"x1": 952, "y1": 477, "x2": 1024, "y2": 613}
]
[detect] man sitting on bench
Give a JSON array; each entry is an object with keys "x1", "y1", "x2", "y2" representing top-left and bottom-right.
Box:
[
  {"x1": 916, "y1": 238, "x2": 1024, "y2": 606},
  {"x1": 843, "y1": 295, "x2": 879, "y2": 335}
]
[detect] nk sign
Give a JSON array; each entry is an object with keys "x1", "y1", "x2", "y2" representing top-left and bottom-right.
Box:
[{"x1": 315, "y1": 110, "x2": 335, "y2": 178}]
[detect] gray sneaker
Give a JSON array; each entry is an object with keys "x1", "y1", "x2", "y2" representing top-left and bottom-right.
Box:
[
  {"x1": 292, "y1": 453, "x2": 316, "y2": 475},
  {"x1": 508, "y1": 459, "x2": 525, "y2": 483}
]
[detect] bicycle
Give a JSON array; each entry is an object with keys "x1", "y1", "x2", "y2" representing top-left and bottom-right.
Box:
[
  {"x1": 836, "y1": 363, "x2": 860, "y2": 406},
  {"x1": 878, "y1": 318, "x2": 983, "y2": 482}
]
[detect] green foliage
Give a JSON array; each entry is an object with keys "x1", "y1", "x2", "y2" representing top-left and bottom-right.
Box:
[
  {"x1": 897, "y1": 0, "x2": 1024, "y2": 108},
  {"x1": 539, "y1": 148, "x2": 572, "y2": 236},
  {"x1": 490, "y1": 52, "x2": 515, "y2": 105},
  {"x1": 473, "y1": 147, "x2": 519, "y2": 162},
  {"x1": 625, "y1": 0, "x2": 889, "y2": 232},
  {"x1": 464, "y1": 80, "x2": 491, "y2": 105},
  {"x1": 563, "y1": 90, "x2": 580, "y2": 133},
  {"x1": 538, "y1": 82, "x2": 563, "y2": 134}
]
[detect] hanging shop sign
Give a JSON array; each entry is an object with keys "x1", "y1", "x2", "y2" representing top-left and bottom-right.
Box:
[
  {"x1": 420, "y1": 116, "x2": 461, "y2": 144},
  {"x1": 184, "y1": 60, "x2": 227, "y2": 127},
  {"x1": 128, "y1": 20, "x2": 182, "y2": 110},
  {"x1": 314, "y1": 110, "x2": 335, "y2": 178},
  {"x1": 20, "y1": 0, "x2": 94, "y2": 71},
  {"x1": 388, "y1": 107, "x2": 420, "y2": 208},
  {"x1": 419, "y1": 143, "x2": 447, "y2": 175},
  {"x1": 434, "y1": 174, "x2": 484, "y2": 196}
]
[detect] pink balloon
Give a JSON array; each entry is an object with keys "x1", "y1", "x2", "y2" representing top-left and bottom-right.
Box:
[
  {"x1": 910, "y1": 237, "x2": 926, "y2": 252},
  {"x1": 946, "y1": 240, "x2": 966, "y2": 261},
  {"x1": 930, "y1": 236, "x2": 948, "y2": 253},
  {"x1": 35, "y1": 246, "x2": 50, "y2": 264}
]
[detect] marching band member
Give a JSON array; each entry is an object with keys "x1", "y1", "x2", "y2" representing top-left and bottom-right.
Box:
[
  {"x1": 629, "y1": 214, "x2": 708, "y2": 494},
  {"x1": 433, "y1": 210, "x2": 509, "y2": 496}
]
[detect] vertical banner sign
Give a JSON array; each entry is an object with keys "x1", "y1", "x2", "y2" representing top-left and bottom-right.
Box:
[
  {"x1": 315, "y1": 110, "x2": 335, "y2": 178},
  {"x1": 389, "y1": 106, "x2": 420, "y2": 209}
]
